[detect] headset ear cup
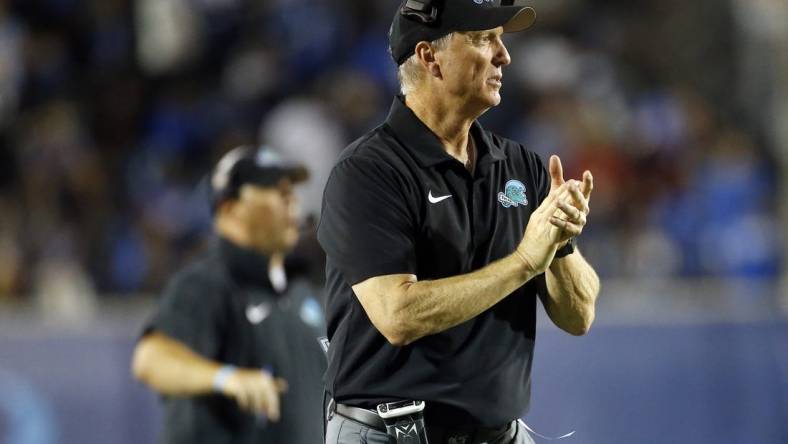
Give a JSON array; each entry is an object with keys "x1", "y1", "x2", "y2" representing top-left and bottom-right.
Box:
[
  {"x1": 403, "y1": 0, "x2": 430, "y2": 13},
  {"x1": 400, "y1": 0, "x2": 438, "y2": 25}
]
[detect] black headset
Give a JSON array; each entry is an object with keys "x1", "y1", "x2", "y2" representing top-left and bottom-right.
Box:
[
  {"x1": 400, "y1": 0, "x2": 517, "y2": 25},
  {"x1": 400, "y1": 0, "x2": 439, "y2": 25}
]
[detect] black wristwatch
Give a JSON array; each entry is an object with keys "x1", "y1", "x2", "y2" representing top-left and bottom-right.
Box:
[{"x1": 554, "y1": 237, "x2": 576, "y2": 258}]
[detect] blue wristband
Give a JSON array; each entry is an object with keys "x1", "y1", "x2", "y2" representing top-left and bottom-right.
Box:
[{"x1": 212, "y1": 365, "x2": 237, "y2": 393}]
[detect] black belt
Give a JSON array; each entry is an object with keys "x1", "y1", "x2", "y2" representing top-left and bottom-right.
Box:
[
  {"x1": 334, "y1": 402, "x2": 386, "y2": 431},
  {"x1": 332, "y1": 402, "x2": 512, "y2": 443}
]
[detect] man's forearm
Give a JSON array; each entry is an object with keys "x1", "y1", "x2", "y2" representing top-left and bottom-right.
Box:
[
  {"x1": 545, "y1": 250, "x2": 600, "y2": 335},
  {"x1": 132, "y1": 332, "x2": 221, "y2": 396},
  {"x1": 377, "y1": 253, "x2": 539, "y2": 345}
]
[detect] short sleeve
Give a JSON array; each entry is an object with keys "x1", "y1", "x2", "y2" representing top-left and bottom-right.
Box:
[
  {"x1": 142, "y1": 270, "x2": 224, "y2": 357},
  {"x1": 317, "y1": 156, "x2": 417, "y2": 285}
]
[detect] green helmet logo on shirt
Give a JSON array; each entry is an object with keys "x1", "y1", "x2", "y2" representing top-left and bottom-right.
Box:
[{"x1": 498, "y1": 179, "x2": 528, "y2": 208}]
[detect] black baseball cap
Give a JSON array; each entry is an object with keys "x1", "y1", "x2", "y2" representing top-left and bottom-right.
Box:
[
  {"x1": 389, "y1": 0, "x2": 536, "y2": 65},
  {"x1": 209, "y1": 145, "x2": 308, "y2": 209}
]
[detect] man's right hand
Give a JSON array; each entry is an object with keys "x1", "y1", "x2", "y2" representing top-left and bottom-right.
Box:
[
  {"x1": 516, "y1": 183, "x2": 571, "y2": 273},
  {"x1": 516, "y1": 155, "x2": 587, "y2": 274},
  {"x1": 221, "y1": 368, "x2": 288, "y2": 421}
]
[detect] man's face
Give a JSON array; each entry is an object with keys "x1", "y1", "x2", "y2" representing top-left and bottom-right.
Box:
[
  {"x1": 435, "y1": 27, "x2": 511, "y2": 109},
  {"x1": 233, "y1": 180, "x2": 300, "y2": 254}
]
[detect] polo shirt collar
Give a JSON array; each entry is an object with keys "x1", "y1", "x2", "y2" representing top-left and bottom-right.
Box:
[
  {"x1": 384, "y1": 96, "x2": 507, "y2": 168},
  {"x1": 217, "y1": 236, "x2": 283, "y2": 293}
]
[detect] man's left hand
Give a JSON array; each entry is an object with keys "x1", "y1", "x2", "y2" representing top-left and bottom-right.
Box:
[{"x1": 547, "y1": 155, "x2": 593, "y2": 244}]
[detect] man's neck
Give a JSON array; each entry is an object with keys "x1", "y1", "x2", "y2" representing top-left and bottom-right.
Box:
[
  {"x1": 405, "y1": 92, "x2": 484, "y2": 164},
  {"x1": 269, "y1": 253, "x2": 285, "y2": 269},
  {"x1": 216, "y1": 221, "x2": 279, "y2": 259}
]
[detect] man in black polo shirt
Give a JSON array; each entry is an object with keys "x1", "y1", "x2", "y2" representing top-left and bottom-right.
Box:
[
  {"x1": 132, "y1": 146, "x2": 326, "y2": 443},
  {"x1": 318, "y1": 1, "x2": 600, "y2": 443}
]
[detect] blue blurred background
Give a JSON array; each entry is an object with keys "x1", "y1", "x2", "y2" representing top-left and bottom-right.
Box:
[{"x1": 0, "y1": 0, "x2": 786, "y2": 443}]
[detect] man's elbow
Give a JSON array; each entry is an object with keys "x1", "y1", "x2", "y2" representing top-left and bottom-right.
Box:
[
  {"x1": 565, "y1": 322, "x2": 591, "y2": 336},
  {"x1": 376, "y1": 319, "x2": 417, "y2": 347},
  {"x1": 381, "y1": 331, "x2": 410, "y2": 347},
  {"x1": 131, "y1": 340, "x2": 156, "y2": 384},
  {"x1": 370, "y1": 304, "x2": 420, "y2": 346},
  {"x1": 361, "y1": 283, "x2": 421, "y2": 346},
  {"x1": 564, "y1": 309, "x2": 595, "y2": 336}
]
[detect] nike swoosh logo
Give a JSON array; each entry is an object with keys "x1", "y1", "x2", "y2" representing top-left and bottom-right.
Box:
[
  {"x1": 428, "y1": 191, "x2": 452, "y2": 204},
  {"x1": 246, "y1": 303, "x2": 272, "y2": 325}
]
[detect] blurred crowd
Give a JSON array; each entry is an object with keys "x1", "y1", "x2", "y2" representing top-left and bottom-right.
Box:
[{"x1": 0, "y1": 0, "x2": 783, "y2": 300}]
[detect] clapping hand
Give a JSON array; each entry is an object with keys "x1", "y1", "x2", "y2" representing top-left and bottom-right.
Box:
[
  {"x1": 516, "y1": 155, "x2": 593, "y2": 273},
  {"x1": 547, "y1": 155, "x2": 593, "y2": 245}
]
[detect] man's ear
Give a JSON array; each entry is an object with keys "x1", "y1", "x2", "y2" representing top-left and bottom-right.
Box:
[
  {"x1": 216, "y1": 198, "x2": 238, "y2": 218},
  {"x1": 415, "y1": 41, "x2": 442, "y2": 79}
]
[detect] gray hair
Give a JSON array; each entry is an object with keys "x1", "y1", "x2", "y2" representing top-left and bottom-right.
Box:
[{"x1": 397, "y1": 33, "x2": 454, "y2": 96}]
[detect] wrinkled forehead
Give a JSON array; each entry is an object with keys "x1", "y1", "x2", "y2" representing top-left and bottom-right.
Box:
[
  {"x1": 461, "y1": 26, "x2": 505, "y2": 37},
  {"x1": 445, "y1": 27, "x2": 505, "y2": 47}
]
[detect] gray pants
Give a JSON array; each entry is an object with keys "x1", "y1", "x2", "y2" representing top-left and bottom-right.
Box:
[{"x1": 325, "y1": 414, "x2": 536, "y2": 444}]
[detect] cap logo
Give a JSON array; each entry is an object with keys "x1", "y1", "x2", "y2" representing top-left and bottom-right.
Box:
[
  {"x1": 498, "y1": 179, "x2": 528, "y2": 208},
  {"x1": 473, "y1": 0, "x2": 493, "y2": 4},
  {"x1": 255, "y1": 148, "x2": 283, "y2": 167}
]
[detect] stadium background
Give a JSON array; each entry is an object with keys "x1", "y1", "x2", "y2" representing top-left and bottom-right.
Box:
[{"x1": 0, "y1": 0, "x2": 786, "y2": 443}]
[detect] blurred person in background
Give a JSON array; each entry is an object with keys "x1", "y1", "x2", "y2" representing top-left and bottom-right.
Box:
[
  {"x1": 318, "y1": 1, "x2": 599, "y2": 443},
  {"x1": 132, "y1": 145, "x2": 326, "y2": 444}
]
